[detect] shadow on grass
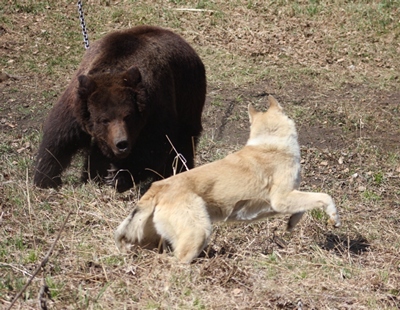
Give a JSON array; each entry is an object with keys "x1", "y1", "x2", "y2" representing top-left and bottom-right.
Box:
[{"x1": 320, "y1": 232, "x2": 370, "y2": 255}]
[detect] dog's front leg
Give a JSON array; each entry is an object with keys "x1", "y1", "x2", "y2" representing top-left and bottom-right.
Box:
[{"x1": 272, "y1": 190, "x2": 341, "y2": 228}]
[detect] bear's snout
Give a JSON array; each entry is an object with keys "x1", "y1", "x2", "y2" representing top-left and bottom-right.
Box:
[
  {"x1": 108, "y1": 120, "x2": 131, "y2": 158},
  {"x1": 112, "y1": 137, "x2": 131, "y2": 158},
  {"x1": 116, "y1": 140, "x2": 129, "y2": 152}
]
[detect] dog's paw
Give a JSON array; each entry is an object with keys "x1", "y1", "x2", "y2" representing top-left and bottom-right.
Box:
[
  {"x1": 114, "y1": 231, "x2": 125, "y2": 251},
  {"x1": 115, "y1": 232, "x2": 137, "y2": 253},
  {"x1": 327, "y1": 214, "x2": 341, "y2": 228}
]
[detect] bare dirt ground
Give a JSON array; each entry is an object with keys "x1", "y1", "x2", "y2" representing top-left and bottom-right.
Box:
[{"x1": 1, "y1": 1, "x2": 400, "y2": 309}]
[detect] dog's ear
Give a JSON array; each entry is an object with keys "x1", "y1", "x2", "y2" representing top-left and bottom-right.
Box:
[
  {"x1": 268, "y1": 95, "x2": 283, "y2": 111},
  {"x1": 248, "y1": 104, "x2": 258, "y2": 123}
]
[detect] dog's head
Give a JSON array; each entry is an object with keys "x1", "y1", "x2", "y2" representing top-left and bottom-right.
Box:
[{"x1": 247, "y1": 95, "x2": 298, "y2": 146}]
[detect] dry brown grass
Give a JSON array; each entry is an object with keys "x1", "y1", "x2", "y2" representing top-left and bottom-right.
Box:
[{"x1": 1, "y1": 0, "x2": 400, "y2": 309}]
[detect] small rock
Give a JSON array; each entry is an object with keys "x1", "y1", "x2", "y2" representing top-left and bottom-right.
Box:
[
  {"x1": 0, "y1": 72, "x2": 9, "y2": 83},
  {"x1": 232, "y1": 288, "x2": 242, "y2": 296}
]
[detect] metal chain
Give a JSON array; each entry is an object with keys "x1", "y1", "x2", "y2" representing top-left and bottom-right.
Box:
[{"x1": 77, "y1": 0, "x2": 89, "y2": 49}]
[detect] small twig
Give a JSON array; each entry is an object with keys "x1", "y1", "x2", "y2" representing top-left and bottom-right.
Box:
[
  {"x1": 6, "y1": 211, "x2": 72, "y2": 310},
  {"x1": 191, "y1": 136, "x2": 196, "y2": 164},
  {"x1": 101, "y1": 263, "x2": 109, "y2": 283},
  {"x1": 25, "y1": 168, "x2": 33, "y2": 215},
  {"x1": 0, "y1": 71, "x2": 23, "y2": 82},
  {"x1": 165, "y1": 135, "x2": 189, "y2": 172},
  {"x1": 157, "y1": 237, "x2": 165, "y2": 254},
  {"x1": 144, "y1": 168, "x2": 164, "y2": 179},
  {"x1": 172, "y1": 8, "x2": 216, "y2": 13},
  {"x1": 172, "y1": 153, "x2": 188, "y2": 175},
  {"x1": 45, "y1": 148, "x2": 64, "y2": 170},
  {"x1": 0, "y1": 263, "x2": 32, "y2": 277},
  {"x1": 25, "y1": 168, "x2": 35, "y2": 250}
]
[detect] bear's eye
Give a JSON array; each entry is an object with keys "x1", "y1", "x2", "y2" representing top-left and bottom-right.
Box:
[
  {"x1": 124, "y1": 113, "x2": 133, "y2": 122},
  {"x1": 100, "y1": 118, "x2": 110, "y2": 125}
]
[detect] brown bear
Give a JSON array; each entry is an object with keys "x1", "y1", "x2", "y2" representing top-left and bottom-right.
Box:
[{"x1": 34, "y1": 25, "x2": 206, "y2": 192}]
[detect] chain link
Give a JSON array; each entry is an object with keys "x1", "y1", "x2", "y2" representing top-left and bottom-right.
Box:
[{"x1": 77, "y1": 0, "x2": 89, "y2": 49}]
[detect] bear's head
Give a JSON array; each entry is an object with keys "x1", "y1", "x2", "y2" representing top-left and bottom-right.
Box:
[{"x1": 75, "y1": 66, "x2": 147, "y2": 159}]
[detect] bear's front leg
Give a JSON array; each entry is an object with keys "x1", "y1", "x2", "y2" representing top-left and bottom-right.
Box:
[
  {"x1": 34, "y1": 102, "x2": 90, "y2": 189},
  {"x1": 82, "y1": 143, "x2": 134, "y2": 192}
]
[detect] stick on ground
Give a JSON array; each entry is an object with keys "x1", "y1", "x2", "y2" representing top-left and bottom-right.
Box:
[{"x1": 6, "y1": 211, "x2": 72, "y2": 310}]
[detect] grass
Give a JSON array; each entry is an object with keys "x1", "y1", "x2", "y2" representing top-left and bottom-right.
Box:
[{"x1": 1, "y1": 0, "x2": 400, "y2": 309}]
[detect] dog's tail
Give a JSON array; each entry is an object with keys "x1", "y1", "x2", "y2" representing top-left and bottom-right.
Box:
[{"x1": 114, "y1": 200, "x2": 158, "y2": 251}]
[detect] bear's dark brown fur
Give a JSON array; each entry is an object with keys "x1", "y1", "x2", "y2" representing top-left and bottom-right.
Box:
[{"x1": 34, "y1": 26, "x2": 206, "y2": 192}]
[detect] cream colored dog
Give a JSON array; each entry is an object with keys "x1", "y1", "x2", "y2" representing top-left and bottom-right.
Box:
[{"x1": 115, "y1": 96, "x2": 341, "y2": 263}]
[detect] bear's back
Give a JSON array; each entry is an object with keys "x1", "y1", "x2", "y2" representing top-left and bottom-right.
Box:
[{"x1": 85, "y1": 26, "x2": 201, "y2": 76}]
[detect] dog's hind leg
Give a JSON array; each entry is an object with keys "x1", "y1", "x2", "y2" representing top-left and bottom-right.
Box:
[
  {"x1": 287, "y1": 212, "x2": 304, "y2": 231},
  {"x1": 173, "y1": 229, "x2": 211, "y2": 263},
  {"x1": 114, "y1": 201, "x2": 159, "y2": 251},
  {"x1": 153, "y1": 194, "x2": 212, "y2": 263},
  {"x1": 271, "y1": 190, "x2": 341, "y2": 228}
]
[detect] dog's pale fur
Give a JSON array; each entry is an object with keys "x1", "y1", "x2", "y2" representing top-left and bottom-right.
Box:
[{"x1": 115, "y1": 96, "x2": 341, "y2": 263}]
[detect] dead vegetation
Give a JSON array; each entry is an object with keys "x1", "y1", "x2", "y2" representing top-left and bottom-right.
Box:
[{"x1": 1, "y1": 0, "x2": 399, "y2": 309}]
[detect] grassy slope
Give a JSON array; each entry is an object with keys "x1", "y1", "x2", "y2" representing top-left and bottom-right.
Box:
[{"x1": 1, "y1": 0, "x2": 399, "y2": 309}]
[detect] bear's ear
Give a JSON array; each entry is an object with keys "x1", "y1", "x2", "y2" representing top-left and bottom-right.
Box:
[
  {"x1": 77, "y1": 75, "x2": 97, "y2": 100},
  {"x1": 123, "y1": 66, "x2": 141, "y2": 87}
]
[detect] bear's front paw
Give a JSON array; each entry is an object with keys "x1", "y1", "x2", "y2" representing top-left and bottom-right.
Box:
[{"x1": 105, "y1": 166, "x2": 134, "y2": 192}]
